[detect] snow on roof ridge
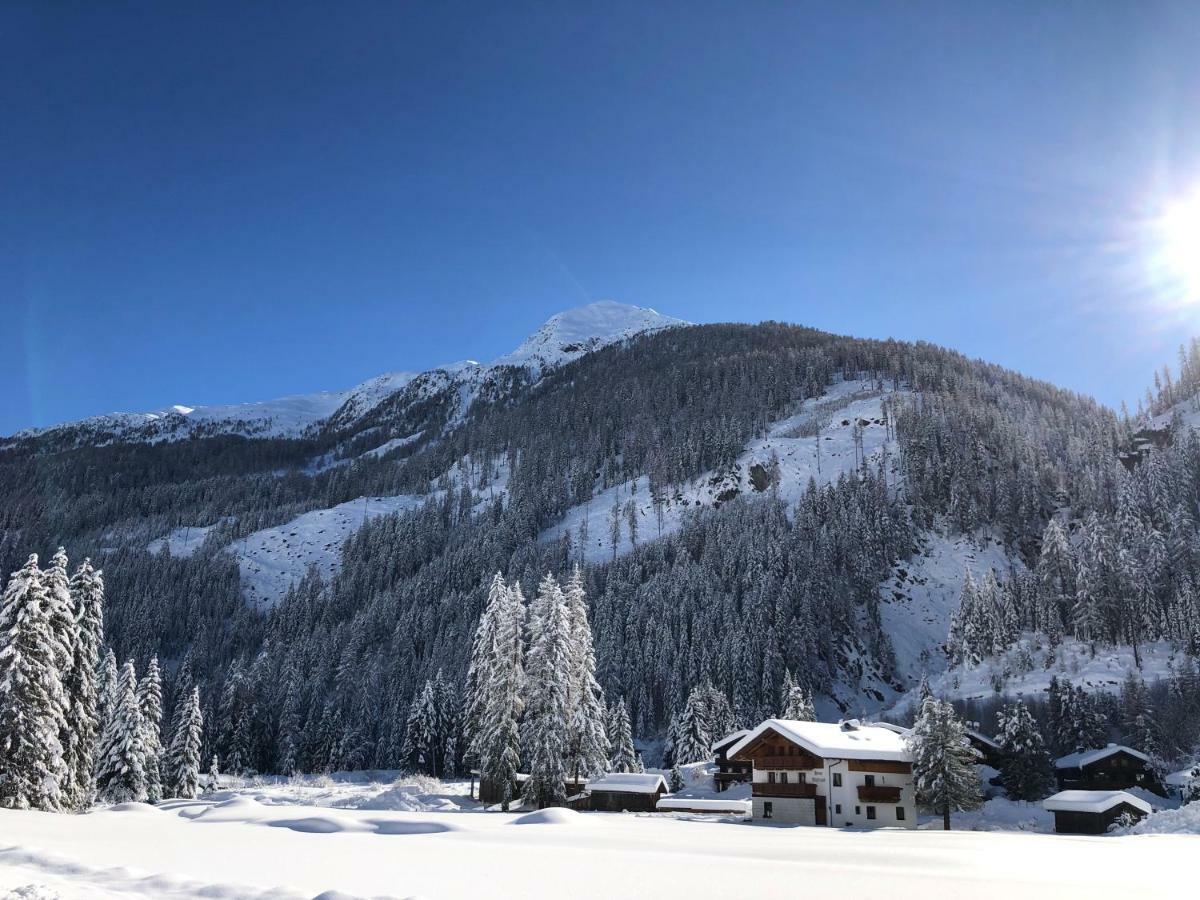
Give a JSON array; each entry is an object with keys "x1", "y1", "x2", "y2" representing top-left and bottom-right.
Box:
[
  {"x1": 1042, "y1": 790, "x2": 1152, "y2": 815},
  {"x1": 710, "y1": 729, "x2": 751, "y2": 751},
  {"x1": 727, "y1": 718, "x2": 911, "y2": 762},
  {"x1": 1055, "y1": 744, "x2": 1150, "y2": 769},
  {"x1": 585, "y1": 772, "x2": 668, "y2": 793}
]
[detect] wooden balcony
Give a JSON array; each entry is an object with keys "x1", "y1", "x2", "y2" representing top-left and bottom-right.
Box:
[
  {"x1": 753, "y1": 756, "x2": 821, "y2": 770},
  {"x1": 857, "y1": 785, "x2": 902, "y2": 803},
  {"x1": 752, "y1": 782, "x2": 817, "y2": 799}
]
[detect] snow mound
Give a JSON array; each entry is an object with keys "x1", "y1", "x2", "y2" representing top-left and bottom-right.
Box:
[
  {"x1": 511, "y1": 808, "x2": 587, "y2": 825},
  {"x1": 266, "y1": 816, "x2": 352, "y2": 834},
  {"x1": 2, "y1": 886, "x2": 63, "y2": 899},
  {"x1": 101, "y1": 802, "x2": 161, "y2": 814},
  {"x1": 366, "y1": 819, "x2": 460, "y2": 835},
  {"x1": 1125, "y1": 801, "x2": 1200, "y2": 835}
]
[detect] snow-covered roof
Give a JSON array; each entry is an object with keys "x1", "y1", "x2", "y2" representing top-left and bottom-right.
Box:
[
  {"x1": 966, "y1": 728, "x2": 1000, "y2": 750},
  {"x1": 872, "y1": 722, "x2": 911, "y2": 737},
  {"x1": 1164, "y1": 767, "x2": 1198, "y2": 787},
  {"x1": 1055, "y1": 744, "x2": 1150, "y2": 770},
  {"x1": 1042, "y1": 790, "x2": 1152, "y2": 816},
  {"x1": 585, "y1": 773, "x2": 668, "y2": 794},
  {"x1": 728, "y1": 719, "x2": 911, "y2": 763},
  {"x1": 711, "y1": 729, "x2": 750, "y2": 752}
]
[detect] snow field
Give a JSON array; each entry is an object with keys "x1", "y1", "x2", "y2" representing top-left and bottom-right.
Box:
[{"x1": 1, "y1": 795, "x2": 1194, "y2": 900}]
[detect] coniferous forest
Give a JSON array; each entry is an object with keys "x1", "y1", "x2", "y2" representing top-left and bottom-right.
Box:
[{"x1": 5, "y1": 321, "x2": 1200, "y2": 799}]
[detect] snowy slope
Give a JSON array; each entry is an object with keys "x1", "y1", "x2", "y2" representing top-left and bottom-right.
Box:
[
  {"x1": 230, "y1": 494, "x2": 432, "y2": 610},
  {"x1": 8, "y1": 301, "x2": 686, "y2": 446},
  {"x1": 540, "y1": 378, "x2": 903, "y2": 562}
]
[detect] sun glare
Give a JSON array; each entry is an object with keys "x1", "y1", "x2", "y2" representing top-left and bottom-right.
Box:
[{"x1": 1160, "y1": 189, "x2": 1200, "y2": 302}]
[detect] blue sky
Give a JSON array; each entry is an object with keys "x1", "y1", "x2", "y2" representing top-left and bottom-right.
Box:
[{"x1": 3, "y1": 1, "x2": 1199, "y2": 434}]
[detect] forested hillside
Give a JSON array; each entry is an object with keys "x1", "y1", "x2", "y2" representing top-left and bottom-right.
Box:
[{"x1": 6, "y1": 307, "x2": 1199, "y2": 776}]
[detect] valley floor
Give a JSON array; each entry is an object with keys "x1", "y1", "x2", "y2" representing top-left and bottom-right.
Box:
[{"x1": 0, "y1": 778, "x2": 1192, "y2": 900}]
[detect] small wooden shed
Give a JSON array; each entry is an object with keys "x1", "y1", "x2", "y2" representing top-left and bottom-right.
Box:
[
  {"x1": 584, "y1": 773, "x2": 668, "y2": 812},
  {"x1": 1054, "y1": 744, "x2": 1162, "y2": 795},
  {"x1": 1042, "y1": 790, "x2": 1151, "y2": 834}
]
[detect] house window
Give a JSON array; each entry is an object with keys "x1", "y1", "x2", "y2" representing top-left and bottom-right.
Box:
[
  {"x1": 768, "y1": 771, "x2": 776, "y2": 784},
  {"x1": 763, "y1": 802, "x2": 774, "y2": 819},
  {"x1": 867, "y1": 806, "x2": 877, "y2": 821},
  {"x1": 864, "y1": 774, "x2": 876, "y2": 787},
  {"x1": 780, "y1": 772, "x2": 789, "y2": 784},
  {"x1": 832, "y1": 773, "x2": 842, "y2": 787},
  {"x1": 896, "y1": 807, "x2": 906, "y2": 821},
  {"x1": 835, "y1": 804, "x2": 842, "y2": 814},
  {"x1": 855, "y1": 806, "x2": 861, "y2": 815}
]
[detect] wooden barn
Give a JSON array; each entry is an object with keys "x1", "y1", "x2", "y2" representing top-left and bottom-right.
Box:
[
  {"x1": 1042, "y1": 790, "x2": 1151, "y2": 834},
  {"x1": 1054, "y1": 744, "x2": 1163, "y2": 795},
  {"x1": 470, "y1": 771, "x2": 587, "y2": 805},
  {"x1": 711, "y1": 729, "x2": 752, "y2": 791},
  {"x1": 965, "y1": 728, "x2": 1003, "y2": 769},
  {"x1": 583, "y1": 773, "x2": 668, "y2": 812}
]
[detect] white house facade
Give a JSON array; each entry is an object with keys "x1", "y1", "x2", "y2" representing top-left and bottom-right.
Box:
[{"x1": 728, "y1": 718, "x2": 917, "y2": 829}]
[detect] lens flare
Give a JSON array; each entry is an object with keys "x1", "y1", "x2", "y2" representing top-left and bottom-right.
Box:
[{"x1": 1159, "y1": 190, "x2": 1200, "y2": 303}]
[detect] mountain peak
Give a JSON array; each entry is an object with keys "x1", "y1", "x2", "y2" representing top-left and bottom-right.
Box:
[{"x1": 494, "y1": 300, "x2": 687, "y2": 372}]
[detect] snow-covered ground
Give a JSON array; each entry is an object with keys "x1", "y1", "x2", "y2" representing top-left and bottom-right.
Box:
[
  {"x1": 540, "y1": 378, "x2": 907, "y2": 562},
  {"x1": 231, "y1": 495, "x2": 431, "y2": 609},
  {"x1": 1, "y1": 783, "x2": 1194, "y2": 900},
  {"x1": 145, "y1": 522, "x2": 227, "y2": 558},
  {"x1": 879, "y1": 529, "x2": 1020, "y2": 687}
]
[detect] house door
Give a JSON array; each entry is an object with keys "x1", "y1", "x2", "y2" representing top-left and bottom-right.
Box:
[{"x1": 815, "y1": 797, "x2": 827, "y2": 826}]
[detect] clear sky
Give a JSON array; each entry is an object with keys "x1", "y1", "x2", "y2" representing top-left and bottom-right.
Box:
[{"x1": 4, "y1": 1, "x2": 1200, "y2": 435}]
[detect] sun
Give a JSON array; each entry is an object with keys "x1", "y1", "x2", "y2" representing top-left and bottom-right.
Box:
[{"x1": 1159, "y1": 190, "x2": 1200, "y2": 302}]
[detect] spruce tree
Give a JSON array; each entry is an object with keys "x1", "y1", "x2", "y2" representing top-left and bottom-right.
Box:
[
  {"x1": 995, "y1": 701, "x2": 1053, "y2": 801},
  {"x1": 463, "y1": 573, "x2": 506, "y2": 767},
  {"x1": 0, "y1": 555, "x2": 69, "y2": 810},
  {"x1": 907, "y1": 696, "x2": 981, "y2": 830},
  {"x1": 64, "y1": 559, "x2": 104, "y2": 810},
  {"x1": 608, "y1": 697, "x2": 643, "y2": 773},
  {"x1": 522, "y1": 574, "x2": 572, "y2": 808},
  {"x1": 138, "y1": 656, "x2": 165, "y2": 802},
  {"x1": 780, "y1": 670, "x2": 816, "y2": 721},
  {"x1": 42, "y1": 549, "x2": 77, "y2": 806},
  {"x1": 564, "y1": 566, "x2": 609, "y2": 780},
  {"x1": 478, "y1": 580, "x2": 525, "y2": 810},
  {"x1": 166, "y1": 687, "x2": 203, "y2": 798},
  {"x1": 95, "y1": 660, "x2": 149, "y2": 803}
]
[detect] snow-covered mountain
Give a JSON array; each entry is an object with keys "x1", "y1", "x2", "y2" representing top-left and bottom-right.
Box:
[{"x1": 7, "y1": 301, "x2": 685, "y2": 446}]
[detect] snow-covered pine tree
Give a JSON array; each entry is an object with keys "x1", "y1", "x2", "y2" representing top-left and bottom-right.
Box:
[
  {"x1": 95, "y1": 659, "x2": 149, "y2": 804},
  {"x1": 780, "y1": 670, "x2": 816, "y2": 721},
  {"x1": 669, "y1": 763, "x2": 685, "y2": 793},
  {"x1": 907, "y1": 696, "x2": 981, "y2": 830},
  {"x1": 137, "y1": 656, "x2": 165, "y2": 802},
  {"x1": 42, "y1": 549, "x2": 78, "y2": 807},
  {"x1": 0, "y1": 555, "x2": 69, "y2": 810},
  {"x1": 564, "y1": 565, "x2": 609, "y2": 780},
  {"x1": 402, "y1": 679, "x2": 439, "y2": 775},
  {"x1": 478, "y1": 580, "x2": 525, "y2": 810},
  {"x1": 674, "y1": 690, "x2": 711, "y2": 764},
  {"x1": 995, "y1": 701, "x2": 1053, "y2": 801},
  {"x1": 522, "y1": 574, "x2": 572, "y2": 808},
  {"x1": 166, "y1": 687, "x2": 203, "y2": 798},
  {"x1": 433, "y1": 668, "x2": 457, "y2": 776},
  {"x1": 607, "y1": 697, "x2": 643, "y2": 773},
  {"x1": 63, "y1": 558, "x2": 104, "y2": 810},
  {"x1": 462, "y1": 573, "x2": 506, "y2": 768}
]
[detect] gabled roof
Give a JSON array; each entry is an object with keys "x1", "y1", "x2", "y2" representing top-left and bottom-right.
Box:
[
  {"x1": 1164, "y1": 767, "x2": 1198, "y2": 787},
  {"x1": 711, "y1": 729, "x2": 751, "y2": 753},
  {"x1": 728, "y1": 718, "x2": 911, "y2": 763},
  {"x1": 1042, "y1": 790, "x2": 1152, "y2": 815},
  {"x1": 965, "y1": 728, "x2": 1000, "y2": 750},
  {"x1": 585, "y1": 772, "x2": 668, "y2": 794},
  {"x1": 1055, "y1": 744, "x2": 1150, "y2": 770}
]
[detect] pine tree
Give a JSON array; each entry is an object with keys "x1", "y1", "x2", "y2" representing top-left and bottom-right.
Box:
[
  {"x1": 522, "y1": 574, "x2": 572, "y2": 808},
  {"x1": 63, "y1": 559, "x2": 104, "y2": 810},
  {"x1": 42, "y1": 549, "x2": 77, "y2": 807},
  {"x1": 907, "y1": 696, "x2": 981, "y2": 830},
  {"x1": 607, "y1": 698, "x2": 643, "y2": 773},
  {"x1": 402, "y1": 680, "x2": 439, "y2": 775},
  {"x1": 780, "y1": 670, "x2": 816, "y2": 721},
  {"x1": 995, "y1": 701, "x2": 1053, "y2": 801},
  {"x1": 478, "y1": 580, "x2": 525, "y2": 810},
  {"x1": 564, "y1": 566, "x2": 609, "y2": 780},
  {"x1": 0, "y1": 555, "x2": 69, "y2": 810},
  {"x1": 166, "y1": 687, "x2": 203, "y2": 798},
  {"x1": 669, "y1": 763, "x2": 685, "y2": 793},
  {"x1": 95, "y1": 660, "x2": 149, "y2": 803},
  {"x1": 137, "y1": 656, "x2": 165, "y2": 802},
  {"x1": 463, "y1": 573, "x2": 507, "y2": 767},
  {"x1": 674, "y1": 691, "x2": 711, "y2": 764}
]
